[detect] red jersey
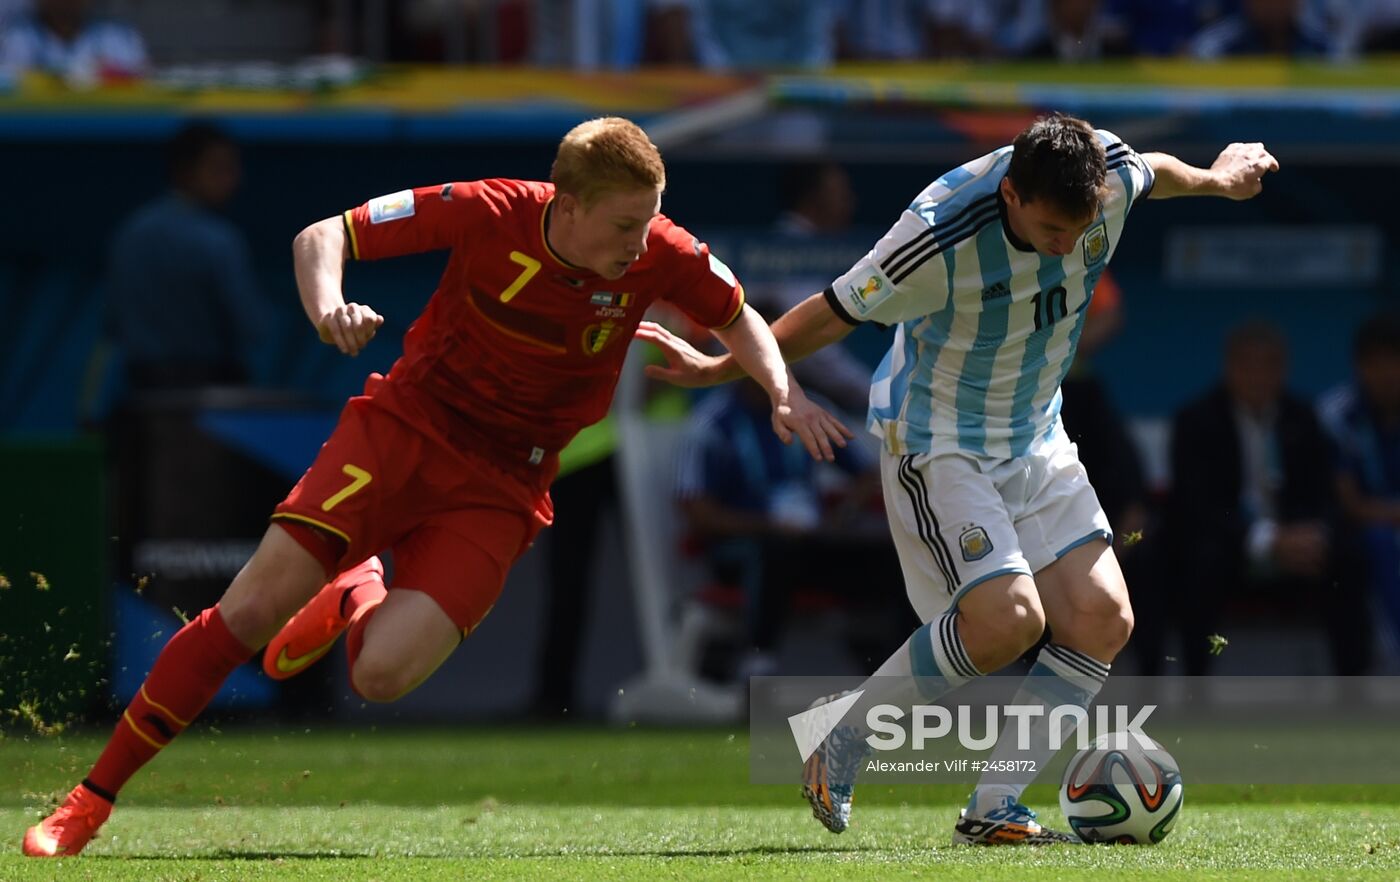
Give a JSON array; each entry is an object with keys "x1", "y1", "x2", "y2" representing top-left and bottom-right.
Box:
[{"x1": 342, "y1": 178, "x2": 744, "y2": 473}]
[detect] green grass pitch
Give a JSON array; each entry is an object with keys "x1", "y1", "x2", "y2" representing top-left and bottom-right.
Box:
[{"x1": 3, "y1": 726, "x2": 1399, "y2": 880}]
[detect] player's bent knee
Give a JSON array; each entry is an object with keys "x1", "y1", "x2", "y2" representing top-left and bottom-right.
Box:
[
  {"x1": 960, "y1": 577, "x2": 1046, "y2": 660},
  {"x1": 1104, "y1": 603, "x2": 1134, "y2": 654},
  {"x1": 989, "y1": 581, "x2": 1046, "y2": 648},
  {"x1": 1063, "y1": 595, "x2": 1134, "y2": 659},
  {"x1": 216, "y1": 597, "x2": 283, "y2": 650},
  {"x1": 349, "y1": 659, "x2": 414, "y2": 704}
]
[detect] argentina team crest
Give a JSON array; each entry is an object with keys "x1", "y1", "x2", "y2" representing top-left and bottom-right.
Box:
[
  {"x1": 1083, "y1": 222, "x2": 1109, "y2": 265},
  {"x1": 959, "y1": 526, "x2": 993, "y2": 562}
]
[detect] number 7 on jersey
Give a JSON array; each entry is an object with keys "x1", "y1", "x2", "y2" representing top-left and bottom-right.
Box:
[{"x1": 499, "y1": 251, "x2": 541, "y2": 303}]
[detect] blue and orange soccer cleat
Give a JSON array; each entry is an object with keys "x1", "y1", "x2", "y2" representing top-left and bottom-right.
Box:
[
  {"x1": 800, "y1": 693, "x2": 870, "y2": 834},
  {"x1": 953, "y1": 795, "x2": 1076, "y2": 846},
  {"x1": 263, "y1": 556, "x2": 384, "y2": 680},
  {"x1": 22, "y1": 783, "x2": 112, "y2": 857}
]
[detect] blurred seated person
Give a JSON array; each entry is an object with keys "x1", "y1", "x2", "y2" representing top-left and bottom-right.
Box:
[
  {"x1": 1327, "y1": 0, "x2": 1400, "y2": 54},
  {"x1": 1320, "y1": 313, "x2": 1400, "y2": 664},
  {"x1": 1160, "y1": 321, "x2": 1369, "y2": 675},
  {"x1": 0, "y1": 0, "x2": 145, "y2": 83},
  {"x1": 833, "y1": 0, "x2": 928, "y2": 60},
  {"x1": 647, "y1": 0, "x2": 836, "y2": 69},
  {"x1": 1058, "y1": 268, "x2": 1148, "y2": 556},
  {"x1": 1190, "y1": 0, "x2": 1332, "y2": 57},
  {"x1": 105, "y1": 121, "x2": 272, "y2": 394},
  {"x1": 1024, "y1": 0, "x2": 1133, "y2": 61},
  {"x1": 1100, "y1": 0, "x2": 1234, "y2": 56},
  {"x1": 925, "y1": 0, "x2": 1045, "y2": 58},
  {"x1": 674, "y1": 378, "x2": 904, "y2": 681},
  {"x1": 749, "y1": 161, "x2": 870, "y2": 416}
]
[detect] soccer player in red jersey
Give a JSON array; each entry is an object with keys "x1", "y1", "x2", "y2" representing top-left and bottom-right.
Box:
[{"x1": 24, "y1": 117, "x2": 851, "y2": 858}]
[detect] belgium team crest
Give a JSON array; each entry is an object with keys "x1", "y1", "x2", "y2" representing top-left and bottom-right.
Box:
[{"x1": 582, "y1": 320, "x2": 619, "y2": 356}]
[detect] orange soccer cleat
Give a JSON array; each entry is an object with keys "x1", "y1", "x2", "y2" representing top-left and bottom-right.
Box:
[
  {"x1": 22, "y1": 783, "x2": 113, "y2": 857},
  {"x1": 263, "y1": 556, "x2": 385, "y2": 680}
]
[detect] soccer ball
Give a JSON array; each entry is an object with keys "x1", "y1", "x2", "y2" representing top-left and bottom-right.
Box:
[{"x1": 1059, "y1": 732, "x2": 1183, "y2": 844}]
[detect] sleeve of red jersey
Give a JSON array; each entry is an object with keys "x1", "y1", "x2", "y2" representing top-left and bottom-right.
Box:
[
  {"x1": 657, "y1": 223, "x2": 746, "y2": 331},
  {"x1": 343, "y1": 181, "x2": 499, "y2": 261}
]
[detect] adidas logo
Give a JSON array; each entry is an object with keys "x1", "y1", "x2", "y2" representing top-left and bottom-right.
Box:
[{"x1": 981, "y1": 282, "x2": 1010, "y2": 302}]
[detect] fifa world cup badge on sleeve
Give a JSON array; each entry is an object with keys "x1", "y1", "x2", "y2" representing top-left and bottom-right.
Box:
[
  {"x1": 708, "y1": 253, "x2": 738, "y2": 287},
  {"x1": 845, "y1": 267, "x2": 895, "y2": 318},
  {"x1": 369, "y1": 190, "x2": 416, "y2": 224}
]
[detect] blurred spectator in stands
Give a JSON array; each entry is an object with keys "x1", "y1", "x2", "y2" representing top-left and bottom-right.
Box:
[
  {"x1": 647, "y1": 0, "x2": 837, "y2": 69},
  {"x1": 0, "y1": 0, "x2": 146, "y2": 84},
  {"x1": 1322, "y1": 0, "x2": 1400, "y2": 55},
  {"x1": 533, "y1": 0, "x2": 646, "y2": 68},
  {"x1": 315, "y1": 0, "x2": 530, "y2": 64},
  {"x1": 834, "y1": 0, "x2": 927, "y2": 60},
  {"x1": 1157, "y1": 321, "x2": 1369, "y2": 675},
  {"x1": 1320, "y1": 313, "x2": 1400, "y2": 668},
  {"x1": 105, "y1": 121, "x2": 271, "y2": 394},
  {"x1": 675, "y1": 378, "x2": 898, "y2": 680},
  {"x1": 1024, "y1": 0, "x2": 1133, "y2": 61},
  {"x1": 1100, "y1": 0, "x2": 1235, "y2": 56},
  {"x1": 748, "y1": 161, "x2": 870, "y2": 416},
  {"x1": 0, "y1": 0, "x2": 29, "y2": 29},
  {"x1": 926, "y1": 0, "x2": 1045, "y2": 58},
  {"x1": 1190, "y1": 0, "x2": 1332, "y2": 57}
]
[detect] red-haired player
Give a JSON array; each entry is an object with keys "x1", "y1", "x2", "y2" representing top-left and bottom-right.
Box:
[{"x1": 24, "y1": 116, "x2": 850, "y2": 857}]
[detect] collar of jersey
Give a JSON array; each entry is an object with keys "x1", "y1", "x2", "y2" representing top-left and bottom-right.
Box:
[{"x1": 539, "y1": 199, "x2": 597, "y2": 276}]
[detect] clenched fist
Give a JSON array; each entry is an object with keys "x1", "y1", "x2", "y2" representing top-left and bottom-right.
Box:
[{"x1": 317, "y1": 302, "x2": 384, "y2": 356}]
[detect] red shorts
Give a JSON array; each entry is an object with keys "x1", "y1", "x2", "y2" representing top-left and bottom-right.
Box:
[{"x1": 272, "y1": 393, "x2": 553, "y2": 634}]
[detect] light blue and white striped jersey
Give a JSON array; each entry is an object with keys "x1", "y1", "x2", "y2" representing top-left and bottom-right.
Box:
[{"x1": 826, "y1": 130, "x2": 1154, "y2": 460}]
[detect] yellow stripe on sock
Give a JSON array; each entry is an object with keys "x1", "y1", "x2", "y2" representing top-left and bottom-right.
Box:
[
  {"x1": 140, "y1": 686, "x2": 191, "y2": 728},
  {"x1": 122, "y1": 710, "x2": 167, "y2": 750}
]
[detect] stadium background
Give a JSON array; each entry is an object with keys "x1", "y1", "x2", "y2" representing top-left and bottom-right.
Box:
[
  {"x1": 2, "y1": 0, "x2": 1399, "y2": 724},
  {"x1": 0, "y1": 2, "x2": 1399, "y2": 876}
]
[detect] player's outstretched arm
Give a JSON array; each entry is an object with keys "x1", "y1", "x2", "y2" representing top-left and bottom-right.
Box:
[
  {"x1": 292, "y1": 216, "x2": 384, "y2": 357},
  {"x1": 637, "y1": 298, "x2": 855, "y2": 460},
  {"x1": 1143, "y1": 143, "x2": 1279, "y2": 201},
  {"x1": 715, "y1": 304, "x2": 853, "y2": 461},
  {"x1": 637, "y1": 291, "x2": 856, "y2": 388}
]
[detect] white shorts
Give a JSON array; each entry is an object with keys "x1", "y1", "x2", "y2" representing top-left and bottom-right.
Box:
[{"x1": 880, "y1": 428, "x2": 1112, "y2": 623}]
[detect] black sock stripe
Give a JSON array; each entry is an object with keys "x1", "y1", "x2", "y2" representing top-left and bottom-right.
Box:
[
  {"x1": 905, "y1": 460, "x2": 961, "y2": 588},
  {"x1": 81, "y1": 779, "x2": 117, "y2": 804},
  {"x1": 898, "y1": 456, "x2": 956, "y2": 592},
  {"x1": 941, "y1": 613, "x2": 978, "y2": 679},
  {"x1": 1045, "y1": 642, "x2": 1105, "y2": 676},
  {"x1": 1048, "y1": 643, "x2": 1112, "y2": 676},
  {"x1": 1045, "y1": 644, "x2": 1109, "y2": 681}
]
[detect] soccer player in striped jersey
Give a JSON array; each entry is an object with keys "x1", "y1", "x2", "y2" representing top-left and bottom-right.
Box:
[{"x1": 640, "y1": 113, "x2": 1278, "y2": 845}]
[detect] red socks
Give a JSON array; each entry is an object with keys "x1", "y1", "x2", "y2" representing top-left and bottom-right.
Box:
[{"x1": 86, "y1": 605, "x2": 253, "y2": 798}]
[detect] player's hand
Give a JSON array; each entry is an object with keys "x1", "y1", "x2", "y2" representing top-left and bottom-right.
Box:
[
  {"x1": 770, "y1": 385, "x2": 854, "y2": 462},
  {"x1": 317, "y1": 302, "x2": 384, "y2": 357},
  {"x1": 1209, "y1": 142, "x2": 1279, "y2": 200},
  {"x1": 636, "y1": 321, "x2": 726, "y2": 388}
]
